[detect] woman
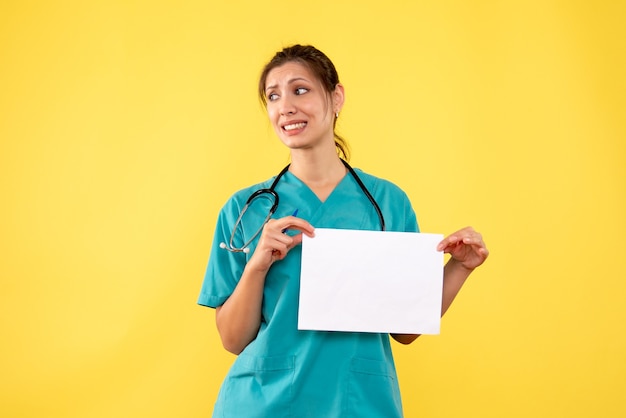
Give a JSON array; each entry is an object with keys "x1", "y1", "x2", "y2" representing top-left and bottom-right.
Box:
[{"x1": 198, "y1": 44, "x2": 488, "y2": 417}]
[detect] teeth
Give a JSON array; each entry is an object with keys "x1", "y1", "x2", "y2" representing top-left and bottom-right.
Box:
[{"x1": 284, "y1": 122, "x2": 306, "y2": 131}]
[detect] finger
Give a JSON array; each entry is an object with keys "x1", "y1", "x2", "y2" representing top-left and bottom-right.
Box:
[
  {"x1": 290, "y1": 233, "x2": 304, "y2": 247},
  {"x1": 265, "y1": 230, "x2": 295, "y2": 248},
  {"x1": 271, "y1": 245, "x2": 288, "y2": 260},
  {"x1": 272, "y1": 234, "x2": 304, "y2": 260},
  {"x1": 437, "y1": 227, "x2": 482, "y2": 250},
  {"x1": 262, "y1": 231, "x2": 305, "y2": 260},
  {"x1": 461, "y1": 232, "x2": 487, "y2": 253},
  {"x1": 456, "y1": 241, "x2": 490, "y2": 263},
  {"x1": 461, "y1": 233, "x2": 483, "y2": 246},
  {"x1": 439, "y1": 239, "x2": 486, "y2": 257},
  {"x1": 437, "y1": 234, "x2": 461, "y2": 251},
  {"x1": 277, "y1": 217, "x2": 315, "y2": 237},
  {"x1": 440, "y1": 241, "x2": 464, "y2": 254}
]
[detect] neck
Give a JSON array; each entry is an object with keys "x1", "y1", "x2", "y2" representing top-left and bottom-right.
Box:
[
  {"x1": 288, "y1": 148, "x2": 346, "y2": 184},
  {"x1": 287, "y1": 147, "x2": 347, "y2": 202}
]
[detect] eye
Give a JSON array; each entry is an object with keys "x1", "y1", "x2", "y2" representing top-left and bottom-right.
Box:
[
  {"x1": 295, "y1": 87, "x2": 309, "y2": 95},
  {"x1": 267, "y1": 93, "x2": 279, "y2": 102}
]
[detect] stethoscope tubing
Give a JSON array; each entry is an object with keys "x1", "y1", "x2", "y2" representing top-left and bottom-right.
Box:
[{"x1": 220, "y1": 159, "x2": 385, "y2": 253}]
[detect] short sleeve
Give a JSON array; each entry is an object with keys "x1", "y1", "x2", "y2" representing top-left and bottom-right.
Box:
[
  {"x1": 403, "y1": 191, "x2": 419, "y2": 233},
  {"x1": 197, "y1": 198, "x2": 248, "y2": 308}
]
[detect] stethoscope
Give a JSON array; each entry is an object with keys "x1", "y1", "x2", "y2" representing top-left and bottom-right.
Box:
[{"x1": 219, "y1": 159, "x2": 386, "y2": 253}]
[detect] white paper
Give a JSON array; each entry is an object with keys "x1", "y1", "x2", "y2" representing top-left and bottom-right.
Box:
[{"x1": 298, "y1": 229, "x2": 444, "y2": 334}]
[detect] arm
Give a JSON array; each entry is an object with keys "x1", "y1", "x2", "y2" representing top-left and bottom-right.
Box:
[
  {"x1": 391, "y1": 226, "x2": 489, "y2": 345},
  {"x1": 215, "y1": 263, "x2": 268, "y2": 355},
  {"x1": 215, "y1": 216, "x2": 315, "y2": 354}
]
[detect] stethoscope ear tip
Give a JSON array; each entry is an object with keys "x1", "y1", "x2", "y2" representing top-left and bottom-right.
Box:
[
  {"x1": 219, "y1": 242, "x2": 226, "y2": 249},
  {"x1": 243, "y1": 248, "x2": 250, "y2": 254}
]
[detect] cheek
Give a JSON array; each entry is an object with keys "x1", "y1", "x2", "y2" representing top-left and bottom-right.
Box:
[
  {"x1": 266, "y1": 107, "x2": 279, "y2": 123},
  {"x1": 266, "y1": 108, "x2": 284, "y2": 134}
]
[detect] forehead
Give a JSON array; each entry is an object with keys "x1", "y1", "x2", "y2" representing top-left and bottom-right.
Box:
[{"x1": 265, "y1": 61, "x2": 318, "y2": 89}]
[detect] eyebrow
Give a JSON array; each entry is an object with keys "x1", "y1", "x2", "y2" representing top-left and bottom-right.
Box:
[{"x1": 265, "y1": 77, "x2": 310, "y2": 92}]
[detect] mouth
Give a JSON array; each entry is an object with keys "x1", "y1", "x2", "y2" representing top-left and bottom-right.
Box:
[{"x1": 282, "y1": 122, "x2": 307, "y2": 132}]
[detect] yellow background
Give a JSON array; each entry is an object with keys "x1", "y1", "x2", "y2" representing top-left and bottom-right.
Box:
[{"x1": 1, "y1": 1, "x2": 624, "y2": 417}]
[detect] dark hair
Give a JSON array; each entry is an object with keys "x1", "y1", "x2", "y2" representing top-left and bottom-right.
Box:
[{"x1": 258, "y1": 44, "x2": 349, "y2": 160}]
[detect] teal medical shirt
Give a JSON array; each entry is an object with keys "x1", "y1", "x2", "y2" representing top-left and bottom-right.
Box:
[{"x1": 198, "y1": 168, "x2": 419, "y2": 418}]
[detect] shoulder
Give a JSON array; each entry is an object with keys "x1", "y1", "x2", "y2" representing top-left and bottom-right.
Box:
[
  {"x1": 223, "y1": 176, "x2": 276, "y2": 206},
  {"x1": 351, "y1": 167, "x2": 419, "y2": 232},
  {"x1": 215, "y1": 176, "x2": 278, "y2": 224},
  {"x1": 351, "y1": 168, "x2": 410, "y2": 199}
]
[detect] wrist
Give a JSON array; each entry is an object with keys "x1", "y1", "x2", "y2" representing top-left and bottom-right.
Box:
[
  {"x1": 245, "y1": 254, "x2": 272, "y2": 276},
  {"x1": 445, "y1": 257, "x2": 475, "y2": 275}
]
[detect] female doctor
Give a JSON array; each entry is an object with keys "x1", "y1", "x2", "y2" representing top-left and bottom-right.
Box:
[{"x1": 198, "y1": 44, "x2": 489, "y2": 417}]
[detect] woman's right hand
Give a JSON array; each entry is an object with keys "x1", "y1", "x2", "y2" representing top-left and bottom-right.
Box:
[
  {"x1": 216, "y1": 215, "x2": 314, "y2": 354},
  {"x1": 248, "y1": 216, "x2": 315, "y2": 272}
]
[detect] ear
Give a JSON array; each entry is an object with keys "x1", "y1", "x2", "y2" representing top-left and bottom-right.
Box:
[{"x1": 333, "y1": 83, "x2": 345, "y2": 113}]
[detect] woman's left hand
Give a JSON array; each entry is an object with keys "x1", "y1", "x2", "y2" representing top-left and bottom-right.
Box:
[{"x1": 437, "y1": 226, "x2": 489, "y2": 270}]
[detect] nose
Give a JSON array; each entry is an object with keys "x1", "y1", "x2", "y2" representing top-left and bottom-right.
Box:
[{"x1": 279, "y1": 96, "x2": 296, "y2": 116}]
